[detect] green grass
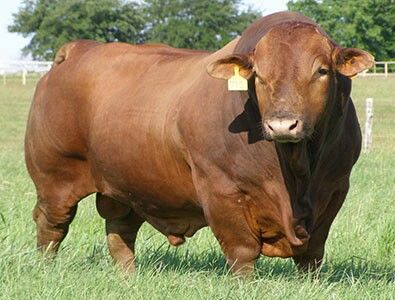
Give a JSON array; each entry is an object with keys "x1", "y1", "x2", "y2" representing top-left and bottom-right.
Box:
[{"x1": 0, "y1": 76, "x2": 394, "y2": 299}]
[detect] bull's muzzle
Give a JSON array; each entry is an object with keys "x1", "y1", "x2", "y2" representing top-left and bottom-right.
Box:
[{"x1": 263, "y1": 118, "x2": 304, "y2": 143}]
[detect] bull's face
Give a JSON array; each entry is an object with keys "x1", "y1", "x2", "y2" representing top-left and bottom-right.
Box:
[{"x1": 208, "y1": 24, "x2": 374, "y2": 143}]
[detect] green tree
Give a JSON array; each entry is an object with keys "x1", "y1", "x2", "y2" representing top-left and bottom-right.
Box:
[
  {"x1": 9, "y1": 0, "x2": 259, "y2": 60},
  {"x1": 143, "y1": 0, "x2": 259, "y2": 51},
  {"x1": 8, "y1": 0, "x2": 145, "y2": 60},
  {"x1": 287, "y1": 0, "x2": 395, "y2": 60}
]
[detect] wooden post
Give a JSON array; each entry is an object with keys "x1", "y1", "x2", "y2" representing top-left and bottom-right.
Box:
[
  {"x1": 22, "y1": 68, "x2": 27, "y2": 85},
  {"x1": 363, "y1": 98, "x2": 373, "y2": 153},
  {"x1": 1, "y1": 70, "x2": 5, "y2": 85},
  {"x1": 384, "y1": 62, "x2": 388, "y2": 78}
]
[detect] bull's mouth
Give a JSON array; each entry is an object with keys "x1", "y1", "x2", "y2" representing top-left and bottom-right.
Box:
[
  {"x1": 262, "y1": 131, "x2": 304, "y2": 143},
  {"x1": 274, "y1": 137, "x2": 302, "y2": 144}
]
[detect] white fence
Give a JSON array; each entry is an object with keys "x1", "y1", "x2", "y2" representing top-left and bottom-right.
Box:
[
  {"x1": 0, "y1": 60, "x2": 393, "y2": 85},
  {"x1": 361, "y1": 61, "x2": 395, "y2": 77},
  {"x1": 0, "y1": 60, "x2": 377, "y2": 153},
  {"x1": 0, "y1": 60, "x2": 52, "y2": 85}
]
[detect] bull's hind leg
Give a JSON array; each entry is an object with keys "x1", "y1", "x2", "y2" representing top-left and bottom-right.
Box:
[
  {"x1": 29, "y1": 157, "x2": 96, "y2": 254},
  {"x1": 96, "y1": 194, "x2": 144, "y2": 272},
  {"x1": 33, "y1": 188, "x2": 78, "y2": 254},
  {"x1": 33, "y1": 184, "x2": 94, "y2": 254}
]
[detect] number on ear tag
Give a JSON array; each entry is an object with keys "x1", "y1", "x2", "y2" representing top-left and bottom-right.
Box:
[{"x1": 228, "y1": 66, "x2": 248, "y2": 91}]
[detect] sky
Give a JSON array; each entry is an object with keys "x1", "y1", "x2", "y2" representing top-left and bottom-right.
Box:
[{"x1": 0, "y1": 0, "x2": 289, "y2": 61}]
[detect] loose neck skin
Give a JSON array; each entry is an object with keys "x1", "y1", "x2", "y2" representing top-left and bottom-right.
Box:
[
  {"x1": 274, "y1": 73, "x2": 353, "y2": 231},
  {"x1": 217, "y1": 70, "x2": 353, "y2": 232}
]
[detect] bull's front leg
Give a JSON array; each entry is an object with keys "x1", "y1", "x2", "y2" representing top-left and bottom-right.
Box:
[
  {"x1": 293, "y1": 235, "x2": 325, "y2": 272},
  {"x1": 202, "y1": 194, "x2": 261, "y2": 276},
  {"x1": 293, "y1": 186, "x2": 349, "y2": 271}
]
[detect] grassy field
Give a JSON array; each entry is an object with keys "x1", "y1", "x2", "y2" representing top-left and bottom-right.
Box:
[{"x1": 0, "y1": 76, "x2": 394, "y2": 299}]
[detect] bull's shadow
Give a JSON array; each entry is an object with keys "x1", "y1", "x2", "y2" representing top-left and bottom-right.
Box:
[
  {"x1": 136, "y1": 245, "x2": 395, "y2": 283},
  {"x1": 321, "y1": 256, "x2": 395, "y2": 284},
  {"x1": 227, "y1": 81, "x2": 265, "y2": 144}
]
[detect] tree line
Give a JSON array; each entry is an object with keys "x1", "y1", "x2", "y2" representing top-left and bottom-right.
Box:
[
  {"x1": 9, "y1": 0, "x2": 258, "y2": 60},
  {"x1": 287, "y1": 0, "x2": 395, "y2": 61},
  {"x1": 9, "y1": 0, "x2": 394, "y2": 61}
]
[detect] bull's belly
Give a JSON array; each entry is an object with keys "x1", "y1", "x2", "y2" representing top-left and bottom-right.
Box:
[
  {"x1": 88, "y1": 95, "x2": 208, "y2": 239},
  {"x1": 132, "y1": 202, "x2": 207, "y2": 238},
  {"x1": 89, "y1": 139, "x2": 206, "y2": 239},
  {"x1": 100, "y1": 178, "x2": 207, "y2": 239}
]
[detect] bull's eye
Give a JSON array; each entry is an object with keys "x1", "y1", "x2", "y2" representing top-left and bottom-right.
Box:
[{"x1": 318, "y1": 68, "x2": 329, "y2": 76}]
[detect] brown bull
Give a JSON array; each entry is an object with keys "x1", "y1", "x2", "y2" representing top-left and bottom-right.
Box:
[{"x1": 25, "y1": 12, "x2": 373, "y2": 274}]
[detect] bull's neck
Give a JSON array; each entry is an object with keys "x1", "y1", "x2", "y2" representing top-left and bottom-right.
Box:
[
  {"x1": 274, "y1": 74, "x2": 351, "y2": 231},
  {"x1": 222, "y1": 74, "x2": 350, "y2": 231}
]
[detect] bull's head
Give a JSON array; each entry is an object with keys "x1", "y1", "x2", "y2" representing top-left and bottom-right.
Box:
[{"x1": 208, "y1": 23, "x2": 374, "y2": 143}]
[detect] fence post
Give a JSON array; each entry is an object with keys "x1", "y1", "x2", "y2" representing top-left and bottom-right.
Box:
[
  {"x1": 1, "y1": 70, "x2": 5, "y2": 85},
  {"x1": 384, "y1": 62, "x2": 388, "y2": 78},
  {"x1": 22, "y1": 68, "x2": 27, "y2": 85},
  {"x1": 363, "y1": 98, "x2": 373, "y2": 153}
]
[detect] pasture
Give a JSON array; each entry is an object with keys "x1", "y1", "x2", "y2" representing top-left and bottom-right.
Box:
[{"x1": 0, "y1": 76, "x2": 394, "y2": 299}]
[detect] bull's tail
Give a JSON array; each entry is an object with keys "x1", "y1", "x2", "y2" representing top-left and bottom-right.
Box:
[
  {"x1": 53, "y1": 42, "x2": 77, "y2": 66},
  {"x1": 52, "y1": 40, "x2": 102, "y2": 67}
]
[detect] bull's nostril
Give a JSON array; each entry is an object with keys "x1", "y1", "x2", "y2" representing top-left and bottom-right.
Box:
[
  {"x1": 289, "y1": 120, "x2": 298, "y2": 131},
  {"x1": 268, "y1": 124, "x2": 274, "y2": 131}
]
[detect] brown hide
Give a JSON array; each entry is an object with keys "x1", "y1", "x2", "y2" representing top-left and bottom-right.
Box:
[{"x1": 25, "y1": 12, "x2": 367, "y2": 274}]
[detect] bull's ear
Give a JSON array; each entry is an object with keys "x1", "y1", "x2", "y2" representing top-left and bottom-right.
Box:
[
  {"x1": 207, "y1": 54, "x2": 253, "y2": 80},
  {"x1": 334, "y1": 48, "x2": 374, "y2": 77}
]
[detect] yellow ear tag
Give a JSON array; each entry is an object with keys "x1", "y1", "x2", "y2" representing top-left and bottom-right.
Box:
[{"x1": 228, "y1": 66, "x2": 248, "y2": 91}]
